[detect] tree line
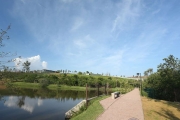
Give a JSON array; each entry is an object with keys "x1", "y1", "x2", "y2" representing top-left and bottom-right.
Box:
[
  {"x1": 143, "y1": 55, "x2": 180, "y2": 102},
  {"x1": 1, "y1": 71, "x2": 134, "y2": 89}
]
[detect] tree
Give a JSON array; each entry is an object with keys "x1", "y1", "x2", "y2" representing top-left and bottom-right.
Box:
[
  {"x1": 0, "y1": 25, "x2": 10, "y2": 46},
  {"x1": 145, "y1": 55, "x2": 180, "y2": 102},
  {"x1": 0, "y1": 25, "x2": 13, "y2": 70},
  {"x1": 157, "y1": 55, "x2": 180, "y2": 101},
  {"x1": 78, "y1": 71, "x2": 82, "y2": 75},
  {"x1": 144, "y1": 71, "x2": 148, "y2": 76},
  {"x1": 144, "y1": 68, "x2": 153, "y2": 76},
  {"x1": 23, "y1": 61, "x2": 31, "y2": 72},
  {"x1": 149, "y1": 68, "x2": 153, "y2": 75},
  {"x1": 0, "y1": 25, "x2": 21, "y2": 84}
]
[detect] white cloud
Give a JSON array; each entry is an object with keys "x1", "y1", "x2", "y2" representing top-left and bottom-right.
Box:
[
  {"x1": 4, "y1": 96, "x2": 43, "y2": 113},
  {"x1": 37, "y1": 99, "x2": 43, "y2": 106},
  {"x1": 4, "y1": 96, "x2": 17, "y2": 107},
  {"x1": 96, "y1": 50, "x2": 125, "y2": 72},
  {"x1": 20, "y1": 0, "x2": 25, "y2": 4},
  {"x1": 14, "y1": 55, "x2": 47, "y2": 70},
  {"x1": 10, "y1": 0, "x2": 179, "y2": 76},
  {"x1": 21, "y1": 104, "x2": 34, "y2": 113},
  {"x1": 112, "y1": 0, "x2": 141, "y2": 32},
  {"x1": 61, "y1": 0, "x2": 73, "y2": 3},
  {"x1": 124, "y1": 28, "x2": 168, "y2": 62},
  {"x1": 71, "y1": 17, "x2": 84, "y2": 31},
  {"x1": 152, "y1": 9, "x2": 160, "y2": 15},
  {"x1": 74, "y1": 39, "x2": 86, "y2": 48},
  {"x1": 73, "y1": 35, "x2": 95, "y2": 49},
  {"x1": 42, "y1": 61, "x2": 47, "y2": 69}
]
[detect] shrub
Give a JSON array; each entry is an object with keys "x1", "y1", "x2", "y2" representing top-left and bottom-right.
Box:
[
  {"x1": 39, "y1": 79, "x2": 49, "y2": 88},
  {"x1": 23, "y1": 73, "x2": 37, "y2": 83}
]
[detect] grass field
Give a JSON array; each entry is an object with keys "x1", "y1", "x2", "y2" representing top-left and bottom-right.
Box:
[
  {"x1": 142, "y1": 97, "x2": 180, "y2": 120},
  {"x1": 71, "y1": 95, "x2": 109, "y2": 120}
]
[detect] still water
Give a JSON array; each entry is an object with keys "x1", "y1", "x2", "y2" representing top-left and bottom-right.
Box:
[{"x1": 0, "y1": 88, "x2": 102, "y2": 120}]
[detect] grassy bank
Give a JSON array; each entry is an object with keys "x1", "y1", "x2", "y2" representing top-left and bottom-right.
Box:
[
  {"x1": 13, "y1": 82, "x2": 40, "y2": 88},
  {"x1": 12, "y1": 82, "x2": 88, "y2": 91},
  {"x1": 142, "y1": 97, "x2": 180, "y2": 120},
  {"x1": 12, "y1": 82, "x2": 133, "y2": 92},
  {"x1": 71, "y1": 95, "x2": 109, "y2": 120},
  {"x1": 12, "y1": 82, "x2": 107, "y2": 91}
]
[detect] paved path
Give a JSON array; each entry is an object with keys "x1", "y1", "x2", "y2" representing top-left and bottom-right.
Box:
[{"x1": 96, "y1": 88, "x2": 144, "y2": 120}]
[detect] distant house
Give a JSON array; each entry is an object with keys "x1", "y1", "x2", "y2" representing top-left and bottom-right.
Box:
[
  {"x1": 31, "y1": 70, "x2": 44, "y2": 73},
  {"x1": 42, "y1": 69, "x2": 56, "y2": 73},
  {"x1": 90, "y1": 73, "x2": 102, "y2": 76}
]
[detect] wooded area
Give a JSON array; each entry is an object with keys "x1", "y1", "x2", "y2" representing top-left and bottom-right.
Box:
[{"x1": 143, "y1": 55, "x2": 180, "y2": 102}]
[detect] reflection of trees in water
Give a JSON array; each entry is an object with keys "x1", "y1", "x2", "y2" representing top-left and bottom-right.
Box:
[
  {"x1": 55, "y1": 90, "x2": 85, "y2": 102},
  {"x1": 17, "y1": 96, "x2": 25, "y2": 108},
  {"x1": 0, "y1": 88, "x2": 109, "y2": 102},
  {"x1": 0, "y1": 88, "x2": 89, "y2": 100},
  {"x1": 0, "y1": 95, "x2": 6, "y2": 103}
]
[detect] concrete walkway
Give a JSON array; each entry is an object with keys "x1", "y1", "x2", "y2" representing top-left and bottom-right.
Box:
[{"x1": 96, "y1": 88, "x2": 144, "y2": 120}]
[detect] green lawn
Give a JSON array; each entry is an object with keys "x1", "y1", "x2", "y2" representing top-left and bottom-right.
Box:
[
  {"x1": 71, "y1": 95, "x2": 109, "y2": 120},
  {"x1": 13, "y1": 82, "x2": 39, "y2": 88}
]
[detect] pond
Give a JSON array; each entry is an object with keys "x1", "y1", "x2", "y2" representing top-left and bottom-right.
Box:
[{"x1": 0, "y1": 87, "x2": 104, "y2": 120}]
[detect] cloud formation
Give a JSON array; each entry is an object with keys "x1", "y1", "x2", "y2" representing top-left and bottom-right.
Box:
[
  {"x1": 14, "y1": 55, "x2": 47, "y2": 70},
  {"x1": 7, "y1": 0, "x2": 180, "y2": 76}
]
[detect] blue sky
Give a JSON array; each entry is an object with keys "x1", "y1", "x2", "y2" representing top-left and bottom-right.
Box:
[{"x1": 0, "y1": 0, "x2": 180, "y2": 77}]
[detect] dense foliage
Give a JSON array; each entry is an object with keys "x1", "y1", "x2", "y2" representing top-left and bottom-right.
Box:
[
  {"x1": 1, "y1": 72, "x2": 134, "y2": 89},
  {"x1": 144, "y1": 55, "x2": 180, "y2": 102}
]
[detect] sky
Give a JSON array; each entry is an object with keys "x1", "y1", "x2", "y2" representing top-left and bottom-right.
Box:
[{"x1": 0, "y1": 0, "x2": 180, "y2": 77}]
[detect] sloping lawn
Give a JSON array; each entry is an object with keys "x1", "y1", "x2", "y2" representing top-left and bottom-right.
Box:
[{"x1": 71, "y1": 95, "x2": 109, "y2": 120}]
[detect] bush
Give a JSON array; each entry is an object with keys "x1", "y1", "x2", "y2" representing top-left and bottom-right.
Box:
[
  {"x1": 39, "y1": 79, "x2": 49, "y2": 88},
  {"x1": 48, "y1": 75, "x2": 59, "y2": 84},
  {"x1": 24, "y1": 73, "x2": 37, "y2": 83},
  {"x1": 57, "y1": 81, "x2": 61, "y2": 87},
  {"x1": 142, "y1": 90, "x2": 148, "y2": 97}
]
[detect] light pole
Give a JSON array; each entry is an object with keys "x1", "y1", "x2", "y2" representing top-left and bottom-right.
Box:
[{"x1": 137, "y1": 73, "x2": 142, "y2": 95}]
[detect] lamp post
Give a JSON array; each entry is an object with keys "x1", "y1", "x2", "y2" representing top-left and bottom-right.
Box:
[{"x1": 137, "y1": 73, "x2": 142, "y2": 95}]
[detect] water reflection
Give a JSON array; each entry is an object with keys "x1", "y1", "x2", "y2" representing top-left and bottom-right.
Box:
[
  {"x1": 4, "y1": 96, "x2": 43, "y2": 113},
  {"x1": 0, "y1": 88, "x2": 104, "y2": 120},
  {"x1": 0, "y1": 88, "x2": 103, "y2": 101}
]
